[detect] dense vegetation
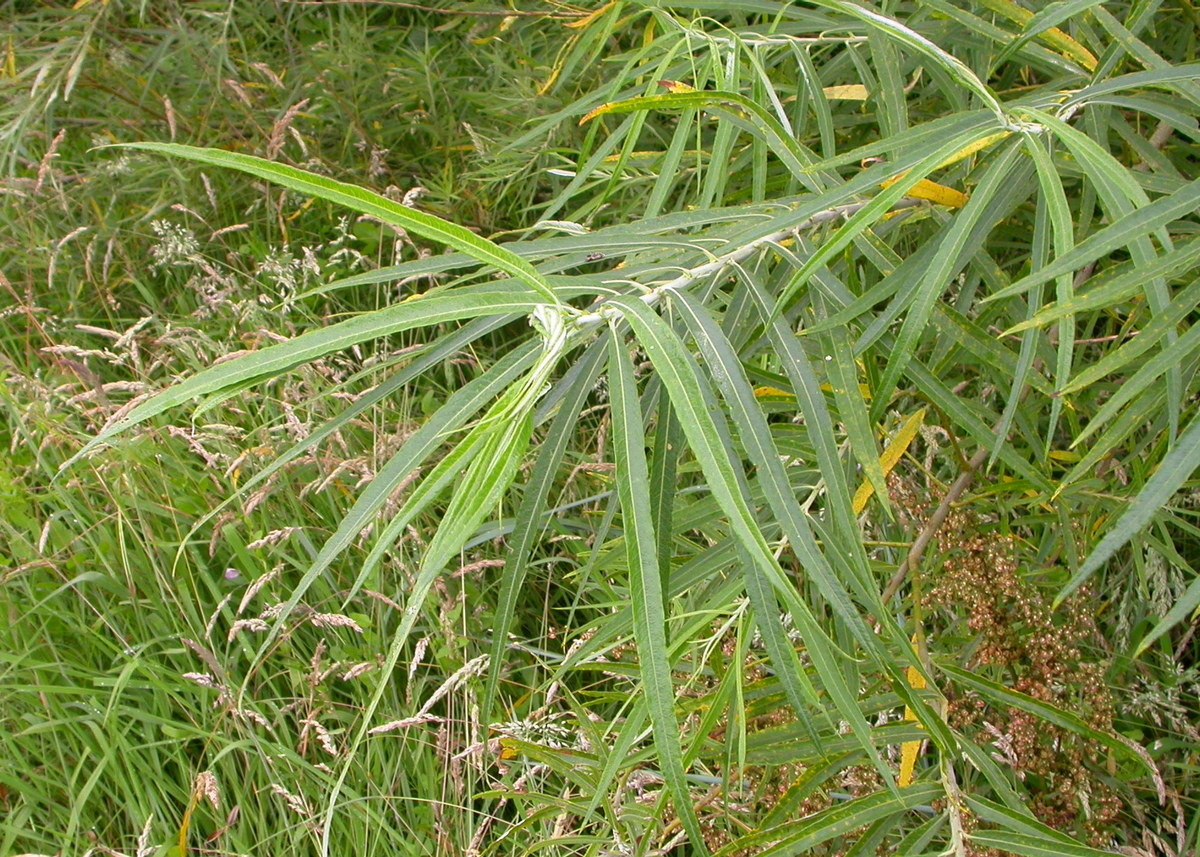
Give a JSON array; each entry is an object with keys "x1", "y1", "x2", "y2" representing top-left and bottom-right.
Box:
[{"x1": 2, "y1": 2, "x2": 1197, "y2": 856}]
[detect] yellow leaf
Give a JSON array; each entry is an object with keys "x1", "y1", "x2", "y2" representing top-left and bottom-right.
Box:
[
  {"x1": 898, "y1": 635, "x2": 927, "y2": 788},
  {"x1": 658, "y1": 79, "x2": 695, "y2": 94},
  {"x1": 932, "y1": 131, "x2": 1012, "y2": 172},
  {"x1": 976, "y1": 0, "x2": 1098, "y2": 71},
  {"x1": 498, "y1": 737, "x2": 521, "y2": 761},
  {"x1": 565, "y1": 1, "x2": 615, "y2": 29},
  {"x1": 756, "y1": 383, "x2": 872, "y2": 400},
  {"x1": 852, "y1": 408, "x2": 926, "y2": 514},
  {"x1": 823, "y1": 84, "x2": 870, "y2": 100},
  {"x1": 880, "y1": 175, "x2": 969, "y2": 208}
]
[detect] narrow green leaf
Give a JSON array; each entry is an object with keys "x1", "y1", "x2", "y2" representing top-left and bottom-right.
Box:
[
  {"x1": 60, "y1": 288, "x2": 545, "y2": 471},
  {"x1": 483, "y1": 338, "x2": 606, "y2": 720},
  {"x1": 323, "y1": 401, "x2": 536, "y2": 855},
  {"x1": 607, "y1": 326, "x2": 709, "y2": 854},
  {"x1": 776, "y1": 127, "x2": 1008, "y2": 315},
  {"x1": 1135, "y1": 572, "x2": 1200, "y2": 656},
  {"x1": 674, "y1": 292, "x2": 860, "y2": 725},
  {"x1": 245, "y1": 343, "x2": 539, "y2": 667},
  {"x1": 822, "y1": 317, "x2": 889, "y2": 514},
  {"x1": 584, "y1": 88, "x2": 823, "y2": 192},
  {"x1": 805, "y1": 0, "x2": 1005, "y2": 120},
  {"x1": 1087, "y1": 8, "x2": 1200, "y2": 107},
  {"x1": 1053, "y1": 385, "x2": 1163, "y2": 498},
  {"x1": 966, "y1": 794, "x2": 1084, "y2": 841},
  {"x1": 987, "y1": 176, "x2": 1200, "y2": 302},
  {"x1": 112, "y1": 142, "x2": 564, "y2": 307},
  {"x1": 991, "y1": 0, "x2": 1103, "y2": 72},
  {"x1": 1058, "y1": 411, "x2": 1200, "y2": 605},
  {"x1": 905, "y1": 359, "x2": 1053, "y2": 493},
  {"x1": 184, "y1": 315, "x2": 516, "y2": 543},
  {"x1": 1068, "y1": 316, "x2": 1200, "y2": 447},
  {"x1": 1004, "y1": 239, "x2": 1200, "y2": 335},
  {"x1": 1023, "y1": 134, "x2": 1076, "y2": 450},
  {"x1": 648, "y1": 395, "x2": 682, "y2": 601},
  {"x1": 1063, "y1": 62, "x2": 1200, "y2": 108},
  {"x1": 919, "y1": 0, "x2": 1086, "y2": 74},
  {"x1": 615, "y1": 295, "x2": 900, "y2": 795},
  {"x1": 970, "y1": 830, "x2": 1125, "y2": 857},
  {"x1": 876, "y1": 139, "x2": 1027, "y2": 410},
  {"x1": 1052, "y1": 271, "x2": 1200, "y2": 400},
  {"x1": 714, "y1": 783, "x2": 942, "y2": 857}
]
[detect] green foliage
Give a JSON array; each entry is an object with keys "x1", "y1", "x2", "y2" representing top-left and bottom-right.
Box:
[{"x1": 3, "y1": 2, "x2": 1199, "y2": 857}]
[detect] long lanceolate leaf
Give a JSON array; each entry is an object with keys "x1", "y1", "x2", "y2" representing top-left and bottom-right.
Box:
[
  {"x1": 807, "y1": 0, "x2": 1007, "y2": 121},
  {"x1": 322, "y1": 319, "x2": 568, "y2": 854},
  {"x1": 243, "y1": 342, "x2": 541, "y2": 671},
  {"x1": 672, "y1": 292, "x2": 873, "y2": 650},
  {"x1": 606, "y1": 327, "x2": 708, "y2": 854},
  {"x1": 60, "y1": 287, "x2": 546, "y2": 470},
  {"x1": 178, "y1": 314, "x2": 520, "y2": 553},
  {"x1": 772, "y1": 126, "x2": 1013, "y2": 318},
  {"x1": 715, "y1": 782, "x2": 943, "y2": 857},
  {"x1": 482, "y1": 339, "x2": 607, "y2": 720},
  {"x1": 875, "y1": 138, "x2": 1027, "y2": 414},
  {"x1": 1055, "y1": 411, "x2": 1200, "y2": 606},
  {"x1": 583, "y1": 88, "x2": 825, "y2": 192},
  {"x1": 986, "y1": 175, "x2": 1200, "y2": 300},
  {"x1": 111, "y1": 143, "x2": 566, "y2": 308},
  {"x1": 1027, "y1": 108, "x2": 1185, "y2": 437},
  {"x1": 612, "y1": 295, "x2": 900, "y2": 796},
  {"x1": 320, "y1": 405, "x2": 534, "y2": 855}
]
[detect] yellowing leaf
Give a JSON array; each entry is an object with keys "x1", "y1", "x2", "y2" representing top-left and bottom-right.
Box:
[
  {"x1": 853, "y1": 408, "x2": 926, "y2": 514},
  {"x1": 931, "y1": 131, "x2": 1012, "y2": 171},
  {"x1": 880, "y1": 175, "x2": 969, "y2": 208},
  {"x1": 756, "y1": 383, "x2": 872, "y2": 400},
  {"x1": 658, "y1": 79, "x2": 696, "y2": 94},
  {"x1": 977, "y1": 0, "x2": 1098, "y2": 71},
  {"x1": 565, "y1": 1, "x2": 615, "y2": 29},
  {"x1": 820, "y1": 382, "x2": 872, "y2": 398},
  {"x1": 823, "y1": 84, "x2": 870, "y2": 100},
  {"x1": 898, "y1": 644, "x2": 927, "y2": 787}
]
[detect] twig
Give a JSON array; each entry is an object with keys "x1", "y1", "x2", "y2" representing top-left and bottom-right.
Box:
[
  {"x1": 1134, "y1": 119, "x2": 1175, "y2": 172},
  {"x1": 881, "y1": 445, "x2": 989, "y2": 604},
  {"x1": 572, "y1": 196, "x2": 928, "y2": 332}
]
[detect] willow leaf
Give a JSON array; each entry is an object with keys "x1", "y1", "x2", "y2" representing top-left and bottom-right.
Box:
[
  {"x1": 987, "y1": 175, "x2": 1200, "y2": 301},
  {"x1": 113, "y1": 143, "x2": 564, "y2": 306},
  {"x1": 1058, "y1": 411, "x2": 1200, "y2": 605},
  {"x1": 715, "y1": 783, "x2": 942, "y2": 857},
  {"x1": 939, "y1": 663, "x2": 1150, "y2": 770},
  {"x1": 607, "y1": 327, "x2": 708, "y2": 853},
  {"x1": 615, "y1": 295, "x2": 899, "y2": 796},
  {"x1": 61, "y1": 288, "x2": 545, "y2": 470}
]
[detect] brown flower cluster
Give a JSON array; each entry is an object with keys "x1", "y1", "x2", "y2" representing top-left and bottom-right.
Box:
[{"x1": 917, "y1": 495, "x2": 1122, "y2": 844}]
